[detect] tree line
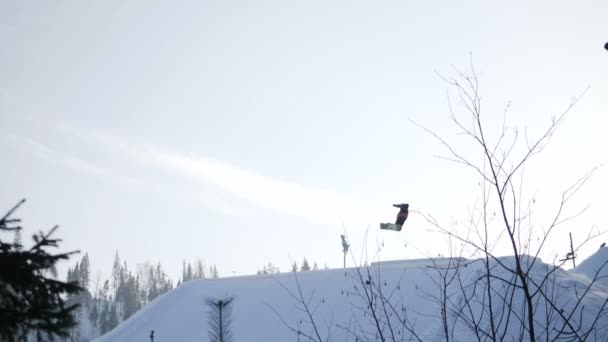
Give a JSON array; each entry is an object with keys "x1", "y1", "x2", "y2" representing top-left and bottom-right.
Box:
[{"x1": 64, "y1": 252, "x2": 221, "y2": 340}]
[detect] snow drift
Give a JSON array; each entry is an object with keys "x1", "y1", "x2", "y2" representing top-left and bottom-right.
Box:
[{"x1": 573, "y1": 246, "x2": 608, "y2": 282}]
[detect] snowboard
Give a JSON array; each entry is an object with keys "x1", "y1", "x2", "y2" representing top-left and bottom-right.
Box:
[{"x1": 380, "y1": 223, "x2": 402, "y2": 231}]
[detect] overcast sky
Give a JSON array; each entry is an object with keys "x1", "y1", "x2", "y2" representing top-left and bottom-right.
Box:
[{"x1": 1, "y1": 0, "x2": 607, "y2": 281}]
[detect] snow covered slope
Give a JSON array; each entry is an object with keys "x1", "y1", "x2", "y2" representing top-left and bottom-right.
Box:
[
  {"x1": 96, "y1": 254, "x2": 608, "y2": 341},
  {"x1": 573, "y1": 246, "x2": 608, "y2": 282}
]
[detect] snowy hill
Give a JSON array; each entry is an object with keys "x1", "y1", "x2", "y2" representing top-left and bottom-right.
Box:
[
  {"x1": 573, "y1": 247, "x2": 608, "y2": 282},
  {"x1": 95, "y1": 254, "x2": 608, "y2": 341}
]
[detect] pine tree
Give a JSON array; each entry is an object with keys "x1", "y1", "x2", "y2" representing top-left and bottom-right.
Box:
[
  {"x1": 195, "y1": 259, "x2": 205, "y2": 279},
  {"x1": 118, "y1": 260, "x2": 129, "y2": 303},
  {"x1": 301, "y1": 258, "x2": 311, "y2": 271},
  {"x1": 0, "y1": 199, "x2": 82, "y2": 340},
  {"x1": 71, "y1": 261, "x2": 80, "y2": 282},
  {"x1": 67, "y1": 267, "x2": 74, "y2": 284},
  {"x1": 100, "y1": 280, "x2": 110, "y2": 301},
  {"x1": 89, "y1": 302, "x2": 99, "y2": 329},
  {"x1": 186, "y1": 262, "x2": 193, "y2": 282},
  {"x1": 68, "y1": 308, "x2": 82, "y2": 342},
  {"x1": 291, "y1": 261, "x2": 298, "y2": 272},
  {"x1": 148, "y1": 268, "x2": 158, "y2": 302},
  {"x1": 139, "y1": 287, "x2": 147, "y2": 306},
  {"x1": 111, "y1": 251, "x2": 121, "y2": 299},
  {"x1": 122, "y1": 273, "x2": 140, "y2": 320},
  {"x1": 74, "y1": 254, "x2": 91, "y2": 309},
  {"x1": 212, "y1": 265, "x2": 219, "y2": 278},
  {"x1": 108, "y1": 303, "x2": 119, "y2": 331},
  {"x1": 156, "y1": 263, "x2": 172, "y2": 297},
  {"x1": 80, "y1": 253, "x2": 91, "y2": 293},
  {"x1": 135, "y1": 276, "x2": 142, "y2": 309},
  {"x1": 164, "y1": 278, "x2": 174, "y2": 293},
  {"x1": 99, "y1": 303, "x2": 109, "y2": 334}
]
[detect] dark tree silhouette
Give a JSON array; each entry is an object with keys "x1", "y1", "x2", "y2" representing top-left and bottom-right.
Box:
[
  {"x1": 206, "y1": 296, "x2": 234, "y2": 342},
  {"x1": 0, "y1": 199, "x2": 82, "y2": 341}
]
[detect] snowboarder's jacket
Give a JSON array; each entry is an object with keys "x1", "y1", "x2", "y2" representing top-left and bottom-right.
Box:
[{"x1": 393, "y1": 203, "x2": 409, "y2": 225}]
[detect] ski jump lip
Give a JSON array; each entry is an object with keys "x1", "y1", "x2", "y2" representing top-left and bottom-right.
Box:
[{"x1": 371, "y1": 257, "x2": 474, "y2": 270}]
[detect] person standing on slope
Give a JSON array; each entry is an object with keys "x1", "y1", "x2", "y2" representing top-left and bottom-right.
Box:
[{"x1": 393, "y1": 203, "x2": 409, "y2": 226}]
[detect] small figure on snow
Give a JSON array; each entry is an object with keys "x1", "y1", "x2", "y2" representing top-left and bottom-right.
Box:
[{"x1": 393, "y1": 203, "x2": 409, "y2": 226}]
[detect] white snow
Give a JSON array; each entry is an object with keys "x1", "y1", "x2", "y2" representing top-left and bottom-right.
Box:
[
  {"x1": 95, "y1": 253, "x2": 608, "y2": 342},
  {"x1": 573, "y1": 246, "x2": 608, "y2": 282}
]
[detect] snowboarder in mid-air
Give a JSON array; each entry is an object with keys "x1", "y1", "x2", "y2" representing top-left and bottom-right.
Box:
[
  {"x1": 393, "y1": 203, "x2": 409, "y2": 225},
  {"x1": 380, "y1": 203, "x2": 409, "y2": 231}
]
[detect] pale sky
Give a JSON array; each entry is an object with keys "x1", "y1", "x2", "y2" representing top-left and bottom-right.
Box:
[{"x1": 1, "y1": 0, "x2": 607, "y2": 282}]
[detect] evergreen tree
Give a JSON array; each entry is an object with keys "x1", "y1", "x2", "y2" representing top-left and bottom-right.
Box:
[
  {"x1": 88, "y1": 302, "x2": 99, "y2": 329},
  {"x1": 195, "y1": 259, "x2": 205, "y2": 279},
  {"x1": 0, "y1": 199, "x2": 82, "y2": 340},
  {"x1": 148, "y1": 268, "x2": 159, "y2": 302},
  {"x1": 301, "y1": 258, "x2": 311, "y2": 271},
  {"x1": 100, "y1": 280, "x2": 110, "y2": 301},
  {"x1": 186, "y1": 262, "x2": 193, "y2": 282},
  {"x1": 156, "y1": 262, "x2": 166, "y2": 293},
  {"x1": 111, "y1": 251, "x2": 121, "y2": 299},
  {"x1": 291, "y1": 261, "x2": 298, "y2": 272},
  {"x1": 136, "y1": 261, "x2": 153, "y2": 304},
  {"x1": 139, "y1": 287, "x2": 148, "y2": 307},
  {"x1": 164, "y1": 278, "x2": 174, "y2": 293},
  {"x1": 145, "y1": 262, "x2": 173, "y2": 301},
  {"x1": 135, "y1": 276, "x2": 142, "y2": 308},
  {"x1": 122, "y1": 273, "x2": 140, "y2": 320},
  {"x1": 66, "y1": 267, "x2": 74, "y2": 284},
  {"x1": 68, "y1": 308, "x2": 82, "y2": 342},
  {"x1": 99, "y1": 303, "x2": 109, "y2": 334},
  {"x1": 117, "y1": 260, "x2": 129, "y2": 303},
  {"x1": 108, "y1": 303, "x2": 119, "y2": 331},
  {"x1": 71, "y1": 254, "x2": 92, "y2": 309},
  {"x1": 70, "y1": 261, "x2": 80, "y2": 283},
  {"x1": 212, "y1": 265, "x2": 219, "y2": 278},
  {"x1": 80, "y1": 253, "x2": 91, "y2": 293},
  {"x1": 313, "y1": 262, "x2": 318, "y2": 270}
]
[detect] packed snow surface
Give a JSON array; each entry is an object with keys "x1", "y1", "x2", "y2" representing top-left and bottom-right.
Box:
[
  {"x1": 573, "y1": 246, "x2": 608, "y2": 281},
  {"x1": 96, "y1": 252, "x2": 608, "y2": 341}
]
